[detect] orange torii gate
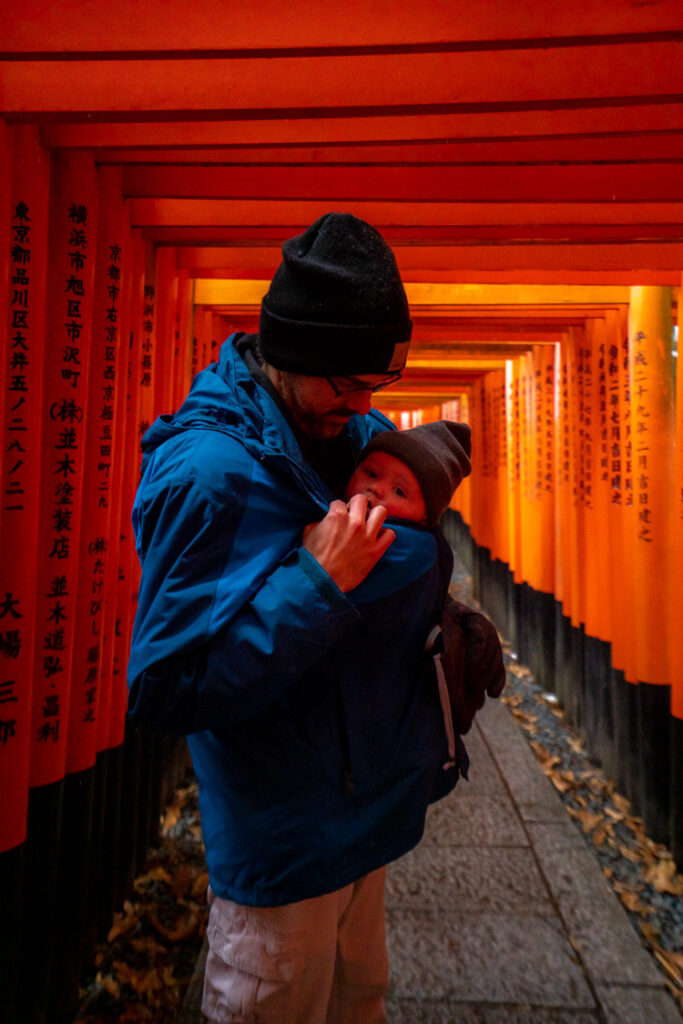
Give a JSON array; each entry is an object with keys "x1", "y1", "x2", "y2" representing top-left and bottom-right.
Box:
[{"x1": 1, "y1": 2, "x2": 683, "y2": 1021}]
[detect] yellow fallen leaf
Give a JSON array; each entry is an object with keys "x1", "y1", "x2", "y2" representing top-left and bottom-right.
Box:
[
  {"x1": 113, "y1": 960, "x2": 162, "y2": 997},
  {"x1": 612, "y1": 792, "x2": 631, "y2": 814},
  {"x1": 592, "y1": 826, "x2": 610, "y2": 846},
  {"x1": 618, "y1": 844, "x2": 645, "y2": 865},
  {"x1": 161, "y1": 806, "x2": 180, "y2": 834},
  {"x1": 191, "y1": 869, "x2": 210, "y2": 899},
  {"x1": 637, "y1": 920, "x2": 661, "y2": 944},
  {"x1": 129, "y1": 936, "x2": 168, "y2": 957},
  {"x1": 551, "y1": 771, "x2": 581, "y2": 794},
  {"x1": 617, "y1": 889, "x2": 655, "y2": 915},
  {"x1": 97, "y1": 972, "x2": 120, "y2": 998},
  {"x1": 644, "y1": 858, "x2": 683, "y2": 896},
  {"x1": 108, "y1": 903, "x2": 140, "y2": 943},
  {"x1": 134, "y1": 866, "x2": 172, "y2": 891},
  {"x1": 653, "y1": 947, "x2": 683, "y2": 987},
  {"x1": 502, "y1": 693, "x2": 523, "y2": 707},
  {"x1": 528, "y1": 740, "x2": 560, "y2": 771},
  {"x1": 151, "y1": 909, "x2": 199, "y2": 943}
]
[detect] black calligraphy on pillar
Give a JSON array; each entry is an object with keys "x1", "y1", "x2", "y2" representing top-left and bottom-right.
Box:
[
  {"x1": 492, "y1": 381, "x2": 504, "y2": 478},
  {"x1": 480, "y1": 386, "x2": 492, "y2": 480},
  {"x1": 81, "y1": 243, "x2": 122, "y2": 722},
  {"x1": 98, "y1": 245, "x2": 121, "y2": 511},
  {"x1": 510, "y1": 374, "x2": 521, "y2": 484},
  {"x1": 623, "y1": 336, "x2": 633, "y2": 510},
  {"x1": 607, "y1": 343, "x2": 621, "y2": 505},
  {"x1": 578, "y1": 346, "x2": 593, "y2": 511},
  {"x1": 0, "y1": 592, "x2": 22, "y2": 743},
  {"x1": 38, "y1": 204, "x2": 89, "y2": 744},
  {"x1": 598, "y1": 342, "x2": 608, "y2": 485},
  {"x1": 561, "y1": 361, "x2": 571, "y2": 490},
  {"x1": 139, "y1": 283, "x2": 155, "y2": 437},
  {"x1": 632, "y1": 331, "x2": 651, "y2": 542},
  {"x1": 2, "y1": 203, "x2": 33, "y2": 746},
  {"x1": 5, "y1": 201, "x2": 32, "y2": 513},
  {"x1": 544, "y1": 359, "x2": 554, "y2": 494}
]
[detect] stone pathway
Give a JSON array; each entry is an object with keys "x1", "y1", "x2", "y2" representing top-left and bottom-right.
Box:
[{"x1": 382, "y1": 697, "x2": 681, "y2": 1022}]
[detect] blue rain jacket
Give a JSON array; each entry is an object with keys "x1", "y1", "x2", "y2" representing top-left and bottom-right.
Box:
[{"x1": 128, "y1": 335, "x2": 458, "y2": 906}]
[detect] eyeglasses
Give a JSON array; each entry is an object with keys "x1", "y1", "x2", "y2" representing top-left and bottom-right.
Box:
[{"x1": 325, "y1": 373, "x2": 402, "y2": 397}]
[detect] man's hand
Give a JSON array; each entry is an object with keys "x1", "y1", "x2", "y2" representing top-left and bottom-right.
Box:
[{"x1": 303, "y1": 494, "x2": 396, "y2": 592}]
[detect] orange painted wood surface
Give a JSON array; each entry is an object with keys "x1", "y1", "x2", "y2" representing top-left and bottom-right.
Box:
[
  {"x1": 5, "y1": 41, "x2": 682, "y2": 113},
  {"x1": 6, "y1": 0, "x2": 683, "y2": 52},
  {"x1": 628, "y1": 287, "x2": 675, "y2": 686},
  {"x1": 30, "y1": 150, "x2": 99, "y2": 788},
  {"x1": 67, "y1": 168, "x2": 129, "y2": 773},
  {"x1": 0, "y1": 125, "x2": 49, "y2": 851}
]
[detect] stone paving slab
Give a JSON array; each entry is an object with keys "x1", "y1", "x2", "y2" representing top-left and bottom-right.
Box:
[
  {"x1": 385, "y1": 1000, "x2": 600, "y2": 1024},
  {"x1": 447, "y1": 726, "x2": 508, "y2": 798},
  {"x1": 385, "y1": 909, "x2": 595, "y2": 1008},
  {"x1": 476, "y1": 701, "x2": 569, "y2": 824},
  {"x1": 530, "y1": 830, "x2": 664, "y2": 987},
  {"x1": 424, "y1": 791, "x2": 529, "y2": 847},
  {"x1": 385, "y1": 845, "x2": 552, "y2": 914},
  {"x1": 595, "y1": 983, "x2": 683, "y2": 1024}
]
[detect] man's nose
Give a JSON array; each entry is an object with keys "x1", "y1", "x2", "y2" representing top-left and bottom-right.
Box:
[{"x1": 346, "y1": 390, "x2": 373, "y2": 416}]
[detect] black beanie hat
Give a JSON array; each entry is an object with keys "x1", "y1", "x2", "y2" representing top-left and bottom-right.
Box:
[
  {"x1": 359, "y1": 420, "x2": 472, "y2": 526},
  {"x1": 259, "y1": 212, "x2": 412, "y2": 376}
]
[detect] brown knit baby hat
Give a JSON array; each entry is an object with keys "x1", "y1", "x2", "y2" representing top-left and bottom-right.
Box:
[{"x1": 359, "y1": 420, "x2": 472, "y2": 526}]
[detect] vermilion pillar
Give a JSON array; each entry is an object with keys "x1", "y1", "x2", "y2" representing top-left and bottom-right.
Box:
[
  {"x1": 30, "y1": 150, "x2": 99, "y2": 788},
  {"x1": 628, "y1": 287, "x2": 674, "y2": 684},
  {"x1": 604, "y1": 306, "x2": 640, "y2": 805},
  {"x1": 586, "y1": 317, "x2": 612, "y2": 644},
  {"x1": 506, "y1": 357, "x2": 522, "y2": 587},
  {"x1": 100, "y1": 209, "x2": 134, "y2": 755},
  {"x1": 554, "y1": 330, "x2": 574, "y2": 623},
  {"x1": 67, "y1": 167, "x2": 128, "y2": 774},
  {"x1": 0, "y1": 119, "x2": 12, "y2": 421},
  {"x1": 673, "y1": 279, "x2": 683, "y2": 863},
  {"x1": 154, "y1": 247, "x2": 178, "y2": 417},
  {"x1": 0, "y1": 126, "x2": 50, "y2": 852},
  {"x1": 535, "y1": 344, "x2": 556, "y2": 597},
  {"x1": 174, "y1": 269, "x2": 193, "y2": 409},
  {"x1": 110, "y1": 226, "x2": 146, "y2": 750},
  {"x1": 606, "y1": 308, "x2": 637, "y2": 680},
  {"x1": 628, "y1": 285, "x2": 674, "y2": 840}
]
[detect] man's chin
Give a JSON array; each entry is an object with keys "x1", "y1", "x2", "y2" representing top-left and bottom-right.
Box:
[{"x1": 310, "y1": 417, "x2": 350, "y2": 439}]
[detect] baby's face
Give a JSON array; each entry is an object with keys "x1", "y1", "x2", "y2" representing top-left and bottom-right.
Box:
[{"x1": 345, "y1": 450, "x2": 427, "y2": 523}]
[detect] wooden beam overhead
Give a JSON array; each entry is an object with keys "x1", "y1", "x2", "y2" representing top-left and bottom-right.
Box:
[
  {"x1": 193, "y1": 279, "x2": 631, "y2": 305},
  {"x1": 4, "y1": 0, "x2": 683, "y2": 52},
  {"x1": 3, "y1": 0, "x2": 681, "y2": 326},
  {"x1": 40, "y1": 103, "x2": 683, "y2": 146},
  {"x1": 4, "y1": 41, "x2": 682, "y2": 115},
  {"x1": 130, "y1": 199, "x2": 683, "y2": 228}
]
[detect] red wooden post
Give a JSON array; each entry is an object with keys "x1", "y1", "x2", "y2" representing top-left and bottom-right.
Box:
[
  {"x1": 30, "y1": 150, "x2": 99, "y2": 788},
  {"x1": 66, "y1": 167, "x2": 128, "y2": 773},
  {"x1": 0, "y1": 126, "x2": 50, "y2": 852}
]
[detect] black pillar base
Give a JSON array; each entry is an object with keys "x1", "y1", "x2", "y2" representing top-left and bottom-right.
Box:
[{"x1": 637, "y1": 682, "x2": 672, "y2": 844}]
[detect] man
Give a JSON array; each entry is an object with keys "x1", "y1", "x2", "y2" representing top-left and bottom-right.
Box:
[{"x1": 127, "y1": 213, "x2": 462, "y2": 1023}]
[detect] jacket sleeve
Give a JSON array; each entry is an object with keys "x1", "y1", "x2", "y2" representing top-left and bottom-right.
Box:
[{"x1": 127, "y1": 454, "x2": 361, "y2": 735}]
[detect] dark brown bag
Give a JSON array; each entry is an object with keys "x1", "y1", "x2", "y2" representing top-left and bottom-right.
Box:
[{"x1": 425, "y1": 596, "x2": 506, "y2": 768}]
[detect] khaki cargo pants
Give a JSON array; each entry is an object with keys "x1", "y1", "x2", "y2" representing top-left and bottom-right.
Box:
[{"x1": 202, "y1": 867, "x2": 388, "y2": 1024}]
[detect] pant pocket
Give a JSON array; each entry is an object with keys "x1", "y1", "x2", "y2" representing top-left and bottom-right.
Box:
[{"x1": 202, "y1": 900, "x2": 305, "y2": 1023}]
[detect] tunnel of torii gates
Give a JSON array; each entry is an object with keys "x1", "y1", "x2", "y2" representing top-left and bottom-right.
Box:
[{"x1": 2, "y1": 0, "x2": 683, "y2": 994}]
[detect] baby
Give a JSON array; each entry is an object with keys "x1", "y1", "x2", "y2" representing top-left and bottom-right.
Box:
[{"x1": 344, "y1": 419, "x2": 472, "y2": 526}]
